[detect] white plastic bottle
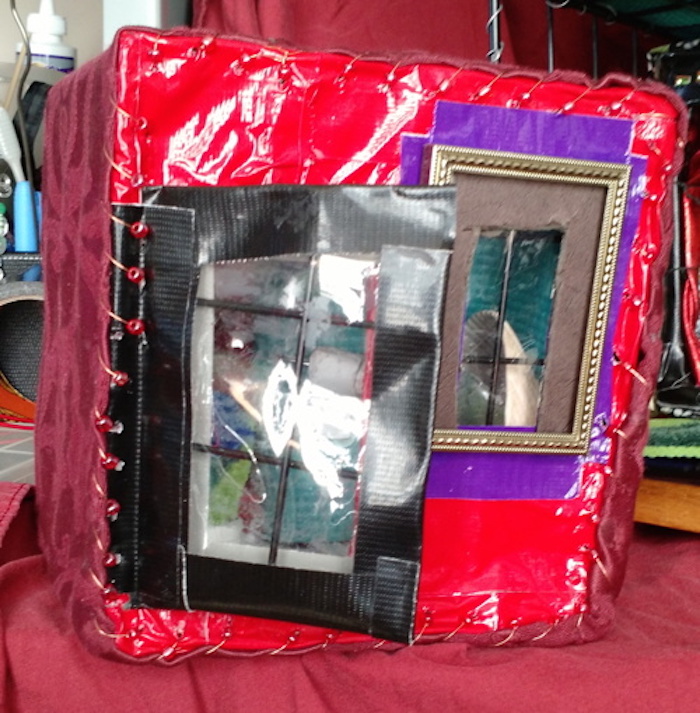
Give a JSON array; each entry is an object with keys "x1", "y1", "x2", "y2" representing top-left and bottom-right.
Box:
[{"x1": 20, "y1": 0, "x2": 76, "y2": 73}]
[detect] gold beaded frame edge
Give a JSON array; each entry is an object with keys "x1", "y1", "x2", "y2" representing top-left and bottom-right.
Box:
[{"x1": 428, "y1": 144, "x2": 631, "y2": 454}]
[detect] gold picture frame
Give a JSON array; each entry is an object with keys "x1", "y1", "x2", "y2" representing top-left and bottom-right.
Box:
[{"x1": 428, "y1": 144, "x2": 631, "y2": 454}]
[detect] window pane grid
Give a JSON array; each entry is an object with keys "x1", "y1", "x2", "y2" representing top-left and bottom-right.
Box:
[
  {"x1": 458, "y1": 229, "x2": 561, "y2": 428},
  {"x1": 192, "y1": 254, "x2": 377, "y2": 568}
]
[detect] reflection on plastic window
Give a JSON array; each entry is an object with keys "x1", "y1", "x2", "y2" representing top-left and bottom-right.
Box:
[
  {"x1": 189, "y1": 254, "x2": 378, "y2": 574},
  {"x1": 458, "y1": 229, "x2": 561, "y2": 429}
]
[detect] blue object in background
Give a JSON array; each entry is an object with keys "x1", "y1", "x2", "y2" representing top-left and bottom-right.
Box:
[
  {"x1": 20, "y1": 264, "x2": 42, "y2": 281},
  {"x1": 12, "y1": 184, "x2": 40, "y2": 253}
]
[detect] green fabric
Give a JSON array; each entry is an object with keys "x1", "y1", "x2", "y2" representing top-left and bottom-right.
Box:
[
  {"x1": 644, "y1": 417, "x2": 700, "y2": 458},
  {"x1": 464, "y1": 230, "x2": 560, "y2": 364},
  {"x1": 567, "y1": 0, "x2": 700, "y2": 40},
  {"x1": 457, "y1": 230, "x2": 559, "y2": 426}
]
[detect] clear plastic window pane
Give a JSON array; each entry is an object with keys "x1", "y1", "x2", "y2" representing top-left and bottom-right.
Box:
[
  {"x1": 458, "y1": 229, "x2": 562, "y2": 429},
  {"x1": 189, "y1": 254, "x2": 378, "y2": 574}
]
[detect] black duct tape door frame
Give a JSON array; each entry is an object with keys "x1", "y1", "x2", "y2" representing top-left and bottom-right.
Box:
[{"x1": 106, "y1": 185, "x2": 456, "y2": 642}]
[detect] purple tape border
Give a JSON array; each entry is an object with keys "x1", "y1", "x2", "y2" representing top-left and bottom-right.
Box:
[{"x1": 405, "y1": 103, "x2": 646, "y2": 500}]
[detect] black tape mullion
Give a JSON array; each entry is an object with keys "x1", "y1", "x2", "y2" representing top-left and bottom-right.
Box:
[{"x1": 191, "y1": 442, "x2": 360, "y2": 481}]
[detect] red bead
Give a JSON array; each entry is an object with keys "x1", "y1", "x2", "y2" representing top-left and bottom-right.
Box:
[
  {"x1": 95, "y1": 414, "x2": 115, "y2": 432},
  {"x1": 129, "y1": 221, "x2": 150, "y2": 239},
  {"x1": 95, "y1": 415, "x2": 124, "y2": 434},
  {"x1": 125, "y1": 319, "x2": 146, "y2": 336},
  {"x1": 126, "y1": 266, "x2": 145, "y2": 284},
  {"x1": 101, "y1": 453, "x2": 124, "y2": 471},
  {"x1": 103, "y1": 552, "x2": 122, "y2": 568},
  {"x1": 106, "y1": 499, "x2": 121, "y2": 520},
  {"x1": 111, "y1": 371, "x2": 129, "y2": 387}
]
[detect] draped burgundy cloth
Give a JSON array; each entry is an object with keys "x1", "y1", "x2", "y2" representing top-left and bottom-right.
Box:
[
  {"x1": 1, "y1": 481, "x2": 700, "y2": 712},
  {"x1": 192, "y1": 0, "x2": 660, "y2": 77}
]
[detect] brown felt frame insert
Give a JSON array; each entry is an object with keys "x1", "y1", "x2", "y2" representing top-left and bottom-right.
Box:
[{"x1": 428, "y1": 145, "x2": 630, "y2": 454}]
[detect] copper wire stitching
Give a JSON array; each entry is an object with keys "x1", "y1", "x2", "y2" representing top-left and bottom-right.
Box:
[
  {"x1": 530, "y1": 622, "x2": 556, "y2": 642},
  {"x1": 94, "y1": 619, "x2": 126, "y2": 639},
  {"x1": 557, "y1": 85, "x2": 594, "y2": 113},
  {"x1": 441, "y1": 618, "x2": 470, "y2": 642},
  {"x1": 493, "y1": 626, "x2": 518, "y2": 647},
  {"x1": 103, "y1": 146, "x2": 134, "y2": 182}
]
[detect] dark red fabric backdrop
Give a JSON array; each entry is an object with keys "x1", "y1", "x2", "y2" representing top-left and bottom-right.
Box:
[
  {"x1": 192, "y1": 0, "x2": 660, "y2": 77},
  {"x1": 2, "y1": 482, "x2": 700, "y2": 712}
]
